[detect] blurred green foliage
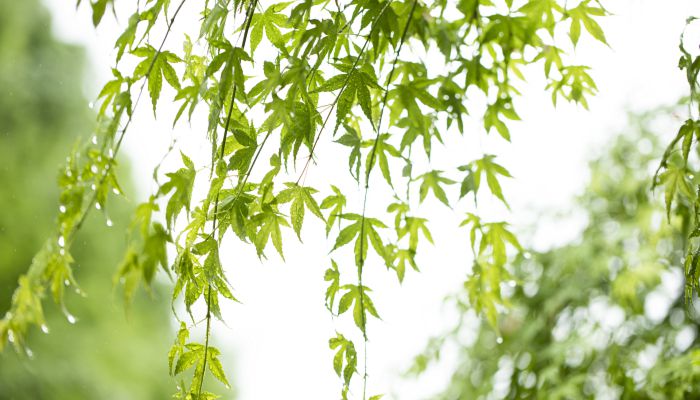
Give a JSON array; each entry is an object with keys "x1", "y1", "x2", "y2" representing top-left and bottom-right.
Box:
[
  {"x1": 412, "y1": 110, "x2": 700, "y2": 399},
  {"x1": 0, "y1": 0, "x2": 173, "y2": 398}
]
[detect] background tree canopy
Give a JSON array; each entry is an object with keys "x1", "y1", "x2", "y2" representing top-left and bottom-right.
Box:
[
  {"x1": 0, "y1": 0, "x2": 174, "y2": 398},
  {"x1": 409, "y1": 109, "x2": 700, "y2": 399},
  {"x1": 0, "y1": 0, "x2": 698, "y2": 399}
]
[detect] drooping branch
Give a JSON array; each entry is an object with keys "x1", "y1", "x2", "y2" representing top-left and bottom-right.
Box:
[
  {"x1": 355, "y1": 2, "x2": 418, "y2": 398},
  {"x1": 198, "y1": 1, "x2": 259, "y2": 397}
]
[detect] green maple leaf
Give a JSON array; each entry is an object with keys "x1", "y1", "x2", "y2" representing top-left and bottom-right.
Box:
[
  {"x1": 43, "y1": 244, "x2": 78, "y2": 305},
  {"x1": 249, "y1": 206, "x2": 290, "y2": 259},
  {"x1": 324, "y1": 260, "x2": 341, "y2": 310},
  {"x1": 332, "y1": 213, "x2": 388, "y2": 267},
  {"x1": 172, "y1": 343, "x2": 229, "y2": 389},
  {"x1": 567, "y1": 1, "x2": 608, "y2": 46},
  {"x1": 533, "y1": 45, "x2": 564, "y2": 78},
  {"x1": 115, "y1": 0, "x2": 168, "y2": 62},
  {"x1": 168, "y1": 322, "x2": 189, "y2": 375},
  {"x1": 141, "y1": 222, "x2": 171, "y2": 283},
  {"x1": 158, "y1": 152, "x2": 196, "y2": 229},
  {"x1": 393, "y1": 248, "x2": 418, "y2": 283},
  {"x1": 206, "y1": 40, "x2": 251, "y2": 108},
  {"x1": 275, "y1": 182, "x2": 325, "y2": 239},
  {"x1": 518, "y1": 0, "x2": 563, "y2": 35},
  {"x1": 89, "y1": 0, "x2": 114, "y2": 27},
  {"x1": 657, "y1": 119, "x2": 700, "y2": 167},
  {"x1": 320, "y1": 185, "x2": 347, "y2": 235},
  {"x1": 337, "y1": 284, "x2": 380, "y2": 333},
  {"x1": 206, "y1": 347, "x2": 230, "y2": 388},
  {"x1": 227, "y1": 128, "x2": 258, "y2": 176},
  {"x1": 216, "y1": 188, "x2": 254, "y2": 240},
  {"x1": 655, "y1": 157, "x2": 695, "y2": 220},
  {"x1": 96, "y1": 68, "x2": 126, "y2": 116},
  {"x1": 262, "y1": 95, "x2": 319, "y2": 162},
  {"x1": 314, "y1": 66, "x2": 381, "y2": 130},
  {"x1": 132, "y1": 44, "x2": 182, "y2": 114},
  {"x1": 364, "y1": 133, "x2": 400, "y2": 187},
  {"x1": 484, "y1": 98, "x2": 520, "y2": 141},
  {"x1": 335, "y1": 125, "x2": 363, "y2": 180},
  {"x1": 548, "y1": 66, "x2": 598, "y2": 108},
  {"x1": 417, "y1": 170, "x2": 456, "y2": 207},
  {"x1": 250, "y1": 2, "x2": 292, "y2": 52},
  {"x1": 400, "y1": 216, "x2": 434, "y2": 252},
  {"x1": 329, "y1": 333, "x2": 357, "y2": 386},
  {"x1": 480, "y1": 222, "x2": 521, "y2": 267},
  {"x1": 470, "y1": 155, "x2": 512, "y2": 207}
]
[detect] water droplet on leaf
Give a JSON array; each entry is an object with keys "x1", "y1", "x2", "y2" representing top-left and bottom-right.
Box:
[
  {"x1": 90, "y1": 165, "x2": 98, "y2": 174},
  {"x1": 91, "y1": 135, "x2": 97, "y2": 145},
  {"x1": 88, "y1": 101, "x2": 94, "y2": 109},
  {"x1": 57, "y1": 236, "x2": 65, "y2": 248},
  {"x1": 59, "y1": 205, "x2": 66, "y2": 213},
  {"x1": 25, "y1": 348, "x2": 34, "y2": 359},
  {"x1": 66, "y1": 313, "x2": 77, "y2": 324},
  {"x1": 7, "y1": 330, "x2": 15, "y2": 343},
  {"x1": 41, "y1": 324, "x2": 50, "y2": 334},
  {"x1": 496, "y1": 337, "x2": 503, "y2": 344},
  {"x1": 106, "y1": 218, "x2": 113, "y2": 227},
  {"x1": 95, "y1": 203, "x2": 101, "y2": 210}
]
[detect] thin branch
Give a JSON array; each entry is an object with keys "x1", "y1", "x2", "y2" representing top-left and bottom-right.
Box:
[
  {"x1": 197, "y1": 1, "x2": 259, "y2": 397},
  {"x1": 196, "y1": 286, "x2": 213, "y2": 397},
  {"x1": 356, "y1": 1, "x2": 418, "y2": 398},
  {"x1": 211, "y1": 0, "x2": 258, "y2": 232},
  {"x1": 69, "y1": 0, "x2": 188, "y2": 243}
]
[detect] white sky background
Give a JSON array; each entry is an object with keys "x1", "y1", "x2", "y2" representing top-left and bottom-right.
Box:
[{"x1": 42, "y1": 1, "x2": 699, "y2": 399}]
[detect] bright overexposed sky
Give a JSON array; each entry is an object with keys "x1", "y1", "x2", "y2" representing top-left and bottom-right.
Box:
[{"x1": 42, "y1": 1, "x2": 699, "y2": 399}]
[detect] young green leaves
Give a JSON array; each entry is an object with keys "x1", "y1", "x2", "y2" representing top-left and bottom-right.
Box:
[
  {"x1": 565, "y1": 0, "x2": 608, "y2": 46},
  {"x1": 332, "y1": 213, "x2": 389, "y2": 268},
  {"x1": 159, "y1": 152, "x2": 196, "y2": 229},
  {"x1": 320, "y1": 186, "x2": 347, "y2": 235},
  {"x1": 417, "y1": 170, "x2": 455, "y2": 207},
  {"x1": 338, "y1": 284, "x2": 381, "y2": 333},
  {"x1": 169, "y1": 323, "x2": 231, "y2": 395},
  {"x1": 315, "y1": 65, "x2": 382, "y2": 132},
  {"x1": 250, "y1": 2, "x2": 291, "y2": 52},
  {"x1": 655, "y1": 18, "x2": 700, "y2": 304},
  {"x1": 460, "y1": 214, "x2": 521, "y2": 330},
  {"x1": 132, "y1": 45, "x2": 182, "y2": 114},
  {"x1": 275, "y1": 183, "x2": 325, "y2": 240},
  {"x1": 459, "y1": 155, "x2": 512, "y2": 207},
  {"x1": 329, "y1": 333, "x2": 357, "y2": 399}
]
